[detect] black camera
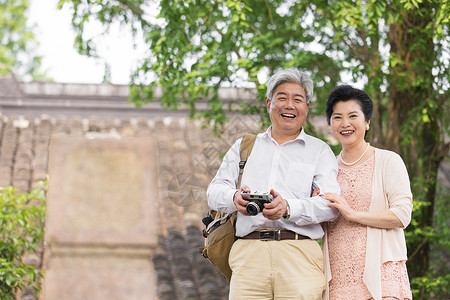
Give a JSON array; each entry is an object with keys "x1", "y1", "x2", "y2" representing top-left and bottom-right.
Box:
[{"x1": 241, "y1": 191, "x2": 273, "y2": 216}]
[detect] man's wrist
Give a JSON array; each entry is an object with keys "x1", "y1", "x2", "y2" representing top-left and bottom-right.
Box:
[{"x1": 283, "y1": 200, "x2": 291, "y2": 220}]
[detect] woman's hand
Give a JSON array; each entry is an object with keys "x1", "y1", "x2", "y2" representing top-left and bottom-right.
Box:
[
  {"x1": 322, "y1": 192, "x2": 357, "y2": 222},
  {"x1": 322, "y1": 192, "x2": 405, "y2": 228}
]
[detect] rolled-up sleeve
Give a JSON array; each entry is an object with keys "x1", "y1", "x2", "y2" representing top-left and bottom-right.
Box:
[
  {"x1": 287, "y1": 144, "x2": 340, "y2": 225},
  {"x1": 385, "y1": 153, "x2": 413, "y2": 228},
  {"x1": 206, "y1": 138, "x2": 242, "y2": 214}
]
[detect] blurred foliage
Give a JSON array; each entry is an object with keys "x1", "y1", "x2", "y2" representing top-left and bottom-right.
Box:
[
  {"x1": 57, "y1": 0, "x2": 448, "y2": 133},
  {"x1": 58, "y1": 0, "x2": 448, "y2": 296},
  {"x1": 0, "y1": 0, "x2": 46, "y2": 80},
  {"x1": 0, "y1": 181, "x2": 47, "y2": 299},
  {"x1": 409, "y1": 184, "x2": 450, "y2": 299}
]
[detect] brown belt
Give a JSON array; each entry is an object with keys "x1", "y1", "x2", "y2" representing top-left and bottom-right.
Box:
[{"x1": 240, "y1": 230, "x2": 310, "y2": 241}]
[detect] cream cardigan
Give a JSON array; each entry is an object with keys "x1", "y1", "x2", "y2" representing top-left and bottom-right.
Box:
[{"x1": 322, "y1": 148, "x2": 413, "y2": 300}]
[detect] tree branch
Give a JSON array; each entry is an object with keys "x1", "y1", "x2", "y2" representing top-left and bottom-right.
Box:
[
  {"x1": 265, "y1": 0, "x2": 278, "y2": 36},
  {"x1": 408, "y1": 236, "x2": 429, "y2": 261},
  {"x1": 117, "y1": 0, "x2": 144, "y2": 16}
]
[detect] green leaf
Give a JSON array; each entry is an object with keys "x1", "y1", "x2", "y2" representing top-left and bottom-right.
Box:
[{"x1": 0, "y1": 181, "x2": 46, "y2": 297}]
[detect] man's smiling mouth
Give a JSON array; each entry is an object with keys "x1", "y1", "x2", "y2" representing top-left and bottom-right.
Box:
[{"x1": 281, "y1": 113, "x2": 296, "y2": 118}]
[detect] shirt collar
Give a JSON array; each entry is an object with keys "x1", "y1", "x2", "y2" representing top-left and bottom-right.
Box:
[{"x1": 263, "y1": 126, "x2": 308, "y2": 145}]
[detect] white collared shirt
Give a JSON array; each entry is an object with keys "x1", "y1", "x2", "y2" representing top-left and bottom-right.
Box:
[{"x1": 207, "y1": 127, "x2": 340, "y2": 239}]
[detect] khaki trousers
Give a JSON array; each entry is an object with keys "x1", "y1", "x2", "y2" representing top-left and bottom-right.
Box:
[{"x1": 228, "y1": 238, "x2": 325, "y2": 300}]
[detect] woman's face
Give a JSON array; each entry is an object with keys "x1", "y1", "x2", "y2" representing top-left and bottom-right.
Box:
[{"x1": 330, "y1": 99, "x2": 369, "y2": 147}]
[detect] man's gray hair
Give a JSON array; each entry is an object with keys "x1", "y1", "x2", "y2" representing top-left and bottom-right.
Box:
[{"x1": 266, "y1": 68, "x2": 314, "y2": 103}]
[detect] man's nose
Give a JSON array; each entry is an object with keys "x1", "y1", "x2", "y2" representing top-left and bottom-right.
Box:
[{"x1": 285, "y1": 99, "x2": 295, "y2": 108}]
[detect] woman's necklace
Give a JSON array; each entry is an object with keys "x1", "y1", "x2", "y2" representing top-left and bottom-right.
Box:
[{"x1": 339, "y1": 143, "x2": 370, "y2": 166}]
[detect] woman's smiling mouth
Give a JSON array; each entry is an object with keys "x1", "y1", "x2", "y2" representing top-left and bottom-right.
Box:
[{"x1": 340, "y1": 130, "x2": 354, "y2": 135}]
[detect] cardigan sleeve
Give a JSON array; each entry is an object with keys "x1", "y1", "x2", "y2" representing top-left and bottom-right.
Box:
[{"x1": 383, "y1": 152, "x2": 413, "y2": 228}]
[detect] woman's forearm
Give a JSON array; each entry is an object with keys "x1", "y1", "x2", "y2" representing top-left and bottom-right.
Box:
[{"x1": 349, "y1": 209, "x2": 404, "y2": 229}]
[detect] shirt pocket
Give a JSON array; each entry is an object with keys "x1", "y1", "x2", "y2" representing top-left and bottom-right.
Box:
[{"x1": 286, "y1": 162, "x2": 315, "y2": 198}]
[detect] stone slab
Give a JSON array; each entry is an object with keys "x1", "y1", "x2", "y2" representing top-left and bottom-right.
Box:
[
  {"x1": 43, "y1": 254, "x2": 156, "y2": 299},
  {"x1": 46, "y1": 136, "x2": 158, "y2": 246}
]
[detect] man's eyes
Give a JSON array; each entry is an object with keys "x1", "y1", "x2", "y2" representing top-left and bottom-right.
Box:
[{"x1": 276, "y1": 97, "x2": 304, "y2": 102}]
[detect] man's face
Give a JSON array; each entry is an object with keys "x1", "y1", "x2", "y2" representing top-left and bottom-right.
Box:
[{"x1": 266, "y1": 82, "x2": 310, "y2": 138}]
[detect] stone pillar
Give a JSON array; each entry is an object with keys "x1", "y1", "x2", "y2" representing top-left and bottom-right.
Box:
[{"x1": 44, "y1": 136, "x2": 158, "y2": 299}]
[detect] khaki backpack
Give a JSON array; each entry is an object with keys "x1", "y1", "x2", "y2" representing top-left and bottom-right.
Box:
[{"x1": 200, "y1": 133, "x2": 256, "y2": 282}]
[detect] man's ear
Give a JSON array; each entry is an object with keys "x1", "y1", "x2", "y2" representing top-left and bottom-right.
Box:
[{"x1": 266, "y1": 98, "x2": 271, "y2": 113}]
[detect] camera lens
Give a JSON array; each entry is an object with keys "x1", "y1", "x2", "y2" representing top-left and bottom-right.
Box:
[{"x1": 246, "y1": 201, "x2": 261, "y2": 215}]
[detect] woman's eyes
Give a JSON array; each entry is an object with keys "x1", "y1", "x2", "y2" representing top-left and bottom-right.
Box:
[{"x1": 333, "y1": 115, "x2": 358, "y2": 119}]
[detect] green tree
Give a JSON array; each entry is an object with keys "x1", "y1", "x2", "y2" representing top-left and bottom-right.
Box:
[
  {"x1": 0, "y1": 182, "x2": 47, "y2": 299},
  {"x1": 59, "y1": 0, "x2": 449, "y2": 297},
  {"x1": 0, "y1": 0, "x2": 44, "y2": 80}
]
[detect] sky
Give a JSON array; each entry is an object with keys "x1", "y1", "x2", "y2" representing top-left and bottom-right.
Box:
[{"x1": 28, "y1": 0, "x2": 147, "y2": 84}]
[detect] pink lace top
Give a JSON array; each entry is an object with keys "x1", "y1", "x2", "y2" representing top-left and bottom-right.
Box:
[{"x1": 327, "y1": 154, "x2": 412, "y2": 300}]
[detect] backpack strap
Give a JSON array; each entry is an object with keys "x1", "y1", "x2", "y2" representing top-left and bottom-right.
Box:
[
  {"x1": 201, "y1": 133, "x2": 256, "y2": 230},
  {"x1": 237, "y1": 133, "x2": 256, "y2": 189}
]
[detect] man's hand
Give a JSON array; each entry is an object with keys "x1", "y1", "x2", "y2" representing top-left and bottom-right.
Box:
[
  {"x1": 311, "y1": 187, "x2": 320, "y2": 197},
  {"x1": 262, "y1": 188, "x2": 288, "y2": 220},
  {"x1": 233, "y1": 185, "x2": 251, "y2": 216}
]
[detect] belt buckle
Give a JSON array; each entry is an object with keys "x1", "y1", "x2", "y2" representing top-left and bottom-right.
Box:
[{"x1": 259, "y1": 230, "x2": 281, "y2": 241}]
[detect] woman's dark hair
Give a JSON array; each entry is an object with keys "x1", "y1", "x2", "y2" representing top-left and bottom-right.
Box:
[{"x1": 325, "y1": 85, "x2": 373, "y2": 125}]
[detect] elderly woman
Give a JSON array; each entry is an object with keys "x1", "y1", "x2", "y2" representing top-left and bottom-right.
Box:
[{"x1": 321, "y1": 85, "x2": 413, "y2": 300}]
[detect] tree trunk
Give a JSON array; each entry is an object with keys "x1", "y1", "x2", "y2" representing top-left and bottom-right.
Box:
[
  {"x1": 387, "y1": 4, "x2": 441, "y2": 278},
  {"x1": 369, "y1": 100, "x2": 384, "y2": 148}
]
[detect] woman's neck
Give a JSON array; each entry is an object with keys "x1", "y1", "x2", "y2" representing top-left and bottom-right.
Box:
[{"x1": 340, "y1": 141, "x2": 370, "y2": 166}]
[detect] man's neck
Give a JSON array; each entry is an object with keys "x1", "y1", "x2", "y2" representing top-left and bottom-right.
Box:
[{"x1": 270, "y1": 128, "x2": 302, "y2": 145}]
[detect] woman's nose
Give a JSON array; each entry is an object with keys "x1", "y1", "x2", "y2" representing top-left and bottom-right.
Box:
[{"x1": 341, "y1": 118, "x2": 350, "y2": 127}]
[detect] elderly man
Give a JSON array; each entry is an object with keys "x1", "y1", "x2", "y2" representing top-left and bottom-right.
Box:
[{"x1": 207, "y1": 68, "x2": 340, "y2": 299}]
